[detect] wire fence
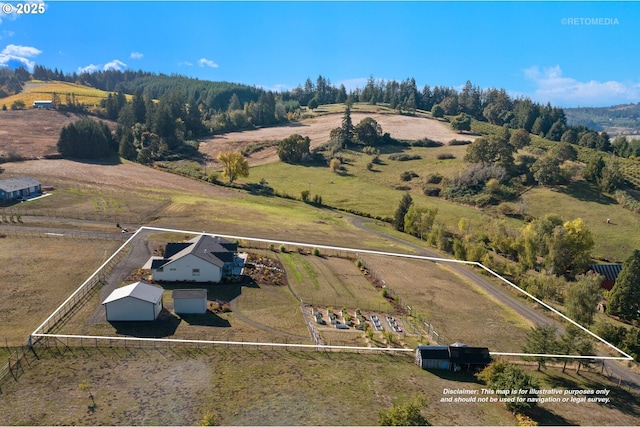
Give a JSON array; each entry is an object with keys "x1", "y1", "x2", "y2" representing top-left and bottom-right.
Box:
[{"x1": 0, "y1": 227, "x2": 128, "y2": 241}]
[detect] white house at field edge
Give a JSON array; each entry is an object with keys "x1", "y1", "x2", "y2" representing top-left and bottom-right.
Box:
[
  {"x1": 0, "y1": 176, "x2": 42, "y2": 201},
  {"x1": 147, "y1": 235, "x2": 241, "y2": 283},
  {"x1": 102, "y1": 281, "x2": 164, "y2": 321}
]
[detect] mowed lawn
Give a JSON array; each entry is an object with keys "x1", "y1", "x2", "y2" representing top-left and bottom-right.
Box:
[
  {"x1": 278, "y1": 252, "x2": 392, "y2": 311},
  {"x1": 0, "y1": 236, "x2": 120, "y2": 345},
  {"x1": 358, "y1": 254, "x2": 531, "y2": 352}
]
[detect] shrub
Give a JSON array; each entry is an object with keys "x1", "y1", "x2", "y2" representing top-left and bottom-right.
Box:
[
  {"x1": 426, "y1": 173, "x2": 443, "y2": 184},
  {"x1": 329, "y1": 157, "x2": 341, "y2": 172},
  {"x1": 395, "y1": 185, "x2": 411, "y2": 191},
  {"x1": 423, "y1": 185, "x2": 441, "y2": 197},
  {"x1": 400, "y1": 171, "x2": 419, "y2": 181},
  {"x1": 356, "y1": 259, "x2": 363, "y2": 269},
  {"x1": 366, "y1": 162, "x2": 374, "y2": 171},
  {"x1": 448, "y1": 139, "x2": 472, "y2": 146},
  {"x1": 388, "y1": 153, "x2": 421, "y2": 161},
  {"x1": 301, "y1": 190, "x2": 310, "y2": 202},
  {"x1": 437, "y1": 153, "x2": 455, "y2": 160},
  {"x1": 411, "y1": 137, "x2": 443, "y2": 147},
  {"x1": 279, "y1": 244, "x2": 287, "y2": 253},
  {"x1": 313, "y1": 247, "x2": 320, "y2": 256}
]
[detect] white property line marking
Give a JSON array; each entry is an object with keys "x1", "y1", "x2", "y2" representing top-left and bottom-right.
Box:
[
  {"x1": 31, "y1": 227, "x2": 144, "y2": 337},
  {"x1": 31, "y1": 333, "x2": 414, "y2": 353},
  {"x1": 31, "y1": 225, "x2": 633, "y2": 361},
  {"x1": 45, "y1": 232, "x2": 64, "y2": 236}
]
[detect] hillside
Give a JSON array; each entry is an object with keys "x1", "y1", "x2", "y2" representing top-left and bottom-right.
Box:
[
  {"x1": 565, "y1": 103, "x2": 640, "y2": 136},
  {"x1": 2, "y1": 81, "x2": 114, "y2": 109},
  {"x1": 201, "y1": 110, "x2": 474, "y2": 166},
  {"x1": 0, "y1": 109, "x2": 114, "y2": 160}
]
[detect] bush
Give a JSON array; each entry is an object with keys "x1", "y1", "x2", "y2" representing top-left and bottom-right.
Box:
[
  {"x1": 279, "y1": 244, "x2": 287, "y2": 253},
  {"x1": 426, "y1": 173, "x2": 443, "y2": 184},
  {"x1": 313, "y1": 247, "x2": 320, "y2": 256},
  {"x1": 448, "y1": 139, "x2": 472, "y2": 146},
  {"x1": 437, "y1": 153, "x2": 455, "y2": 160},
  {"x1": 400, "y1": 171, "x2": 419, "y2": 181},
  {"x1": 395, "y1": 185, "x2": 411, "y2": 191},
  {"x1": 329, "y1": 157, "x2": 341, "y2": 172},
  {"x1": 423, "y1": 185, "x2": 441, "y2": 197},
  {"x1": 411, "y1": 137, "x2": 443, "y2": 147},
  {"x1": 388, "y1": 153, "x2": 421, "y2": 161}
]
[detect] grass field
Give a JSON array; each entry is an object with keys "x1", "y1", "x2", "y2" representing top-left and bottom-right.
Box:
[
  {"x1": 0, "y1": 236, "x2": 119, "y2": 345},
  {"x1": 1, "y1": 345, "x2": 638, "y2": 426},
  {"x1": 1, "y1": 81, "x2": 118, "y2": 108}
]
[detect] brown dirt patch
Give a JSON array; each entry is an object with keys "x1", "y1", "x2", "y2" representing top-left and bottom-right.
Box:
[
  {"x1": 0, "y1": 110, "x2": 110, "y2": 159},
  {"x1": 199, "y1": 112, "x2": 477, "y2": 166}
]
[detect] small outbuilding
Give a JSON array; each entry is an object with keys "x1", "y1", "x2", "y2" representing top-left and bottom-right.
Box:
[
  {"x1": 589, "y1": 264, "x2": 623, "y2": 291},
  {"x1": 172, "y1": 289, "x2": 208, "y2": 314},
  {"x1": 416, "y1": 344, "x2": 491, "y2": 372},
  {"x1": 415, "y1": 346, "x2": 451, "y2": 370},
  {"x1": 102, "y1": 281, "x2": 164, "y2": 322}
]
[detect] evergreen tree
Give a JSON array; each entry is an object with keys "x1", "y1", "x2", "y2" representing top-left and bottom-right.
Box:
[
  {"x1": 393, "y1": 193, "x2": 413, "y2": 232},
  {"x1": 522, "y1": 324, "x2": 559, "y2": 370},
  {"x1": 565, "y1": 273, "x2": 602, "y2": 326},
  {"x1": 341, "y1": 105, "x2": 354, "y2": 144},
  {"x1": 607, "y1": 249, "x2": 640, "y2": 322}
]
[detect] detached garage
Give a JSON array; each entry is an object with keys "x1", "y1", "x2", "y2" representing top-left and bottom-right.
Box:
[
  {"x1": 173, "y1": 289, "x2": 208, "y2": 314},
  {"x1": 102, "y1": 282, "x2": 164, "y2": 321}
]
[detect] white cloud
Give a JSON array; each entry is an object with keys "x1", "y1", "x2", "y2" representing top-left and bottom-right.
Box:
[
  {"x1": 104, "y1": 59, "x2": 126, "y2": 71},
  {"x1": 524, "y1": 65, "x2": 640, "y2": 107},
  {"x1": 0, "y1": 30, "x2": 15, "y2": 40},
  {"x1": 257, "y1": 83, "x2": 292, "y2": 92},
  {"x1": 198, "y1": 58, "x2": 218, "y2": 68},
  {"x1": 78, "y1": 64, "x2": 100, "y2": 74},
  {"x1": 130, "y1": 51, "x2": 143, "y2": 60},
  {"x1": 78, "y1": 59, "x2": 127, "y2": 74},
  {"x1": 0, "y1": 43, "x2": 42, "y2": 70},
  {"x1": 178, "y1": 61, "x2": 193, "y2": 67}
]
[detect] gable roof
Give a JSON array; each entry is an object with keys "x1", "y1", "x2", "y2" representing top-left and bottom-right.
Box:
[
  {"x1": 102, "y1": 282, "x2": 164, "y2": 305},
  {"x1": 590, "y1": 264, "x2": 623, "y2": 282},
  {"x1": 153, "y1": 235, "x2": 236, "y2": 270},
  {"x1": 0, "y1": 176, "x2": 41, "y2": 192}
]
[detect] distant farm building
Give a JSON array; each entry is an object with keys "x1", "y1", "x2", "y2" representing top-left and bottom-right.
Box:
[
  {"x1": 102, "y1": 282, "x2": 164, "y2": 321},
  {"x1": 147, "y1": 235, "x2": 243, "y2": 283},
  {"x1": 0, "y1": 176, "x2": 41, "y2": 201},
  {"x1": 416, "y1": 344, "x2": 491, "y2": 372},
  {"x1": 172, "y1": 289, "x2": 208, "y2": 314},
  {"x1": 32, "y1": 100, "x2": 53, "y2": 109},
  {"x1": 589, "y1": 264, "x2": 623, "y2": 291}
]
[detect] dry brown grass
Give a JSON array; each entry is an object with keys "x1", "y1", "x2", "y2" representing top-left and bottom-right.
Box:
[
  {"x1": 358, "y1": 254, "x2": 531, "y2": 352},
  {"x1": 0, "y1": 236, "x2": 119, "y2": 345}
]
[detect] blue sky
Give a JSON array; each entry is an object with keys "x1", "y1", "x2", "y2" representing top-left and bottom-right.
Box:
[{"x1": 1, "y1": 1, "x2": 639, "y2": 107}]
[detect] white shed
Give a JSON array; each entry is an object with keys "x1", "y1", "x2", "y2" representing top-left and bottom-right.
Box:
[
  {"x1": 173, "y1": 289, "x2": 208, "y2": 314},
  {"x1": 102, "y1": 282, "x2": 164, "y2": 321}
]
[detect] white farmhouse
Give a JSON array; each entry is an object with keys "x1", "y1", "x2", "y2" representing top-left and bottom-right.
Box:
[
  {"x1": 148, "y1": 235, "x2": 239, "y2": 283},
  {"x1": 102, "y1": 281, "x2": 164, "y2": 321}
]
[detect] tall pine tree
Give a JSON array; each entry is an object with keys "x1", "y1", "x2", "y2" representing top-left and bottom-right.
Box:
[{"x1": 607, "y1": 249, "x2": 640, "y2": 321}]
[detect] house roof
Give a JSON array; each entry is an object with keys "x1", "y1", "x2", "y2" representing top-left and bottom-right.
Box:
[
  {"x1": 102, "y1": 282, "x2": 164, "y2": 305},
  {"x1": 153, "y1": 235, "x2": 237, "y2": 270},
  {"x1": 448, "y1": 346, "x2": 491, "y2": 365},
  {"x1": 173, "y1": 289, "x2": 208, "y2": 299},
  {"x1": 417, "y1": 345, "x2": 450, "y2": 360},
  {"x1": 0, "y1": 176, "x2": 41, "y2": 192},
  {"x1": 590, "y1": 264, "x2": 623, "y2": 282}
]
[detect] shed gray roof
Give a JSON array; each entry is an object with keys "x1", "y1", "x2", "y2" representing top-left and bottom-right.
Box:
[
  {"x1": 172, "y1": 289, "x2": 208, "y2": 299},
  {"x1": 0, "y1": 176, "x2": 41, "y2": 192},
  {"x1": 102, "y1": 282, "x2": 164, "y2": 305}
]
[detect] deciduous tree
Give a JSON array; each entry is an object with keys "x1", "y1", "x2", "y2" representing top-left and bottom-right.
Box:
[
  {"x1": 217, "y1": 151, "x2": 249, "y2": 182},
  {"x1": 277, "y1": 134, "x2": 310, "y2": 163},
  {"x1": 378, "y1": 397, "x2": 430, "y2": 426}
]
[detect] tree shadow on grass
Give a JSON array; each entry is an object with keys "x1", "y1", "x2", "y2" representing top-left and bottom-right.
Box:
[
  {"x1": 524, "y1": 406, "x2": 572, "y2": 426},
  {"x1": 110, "y1": 308, "x2": 181, "y2": 338},
  {"x1": 553, "y1": 180, "x2": 617, "y2": 205},
  {"x1": 424, "y1": 368, "x2": 483, "y2": 384}
]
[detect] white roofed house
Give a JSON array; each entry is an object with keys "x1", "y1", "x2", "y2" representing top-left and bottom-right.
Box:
[
  {"x1": 0, "y1": 176, "x2": 41, "y2": 201},
  {"x1": 149, "y1": 235, "x2": 240, "y2": 283},
  {"x1": 102, "y1": 282, "x2": 164, "y2": 322}
]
